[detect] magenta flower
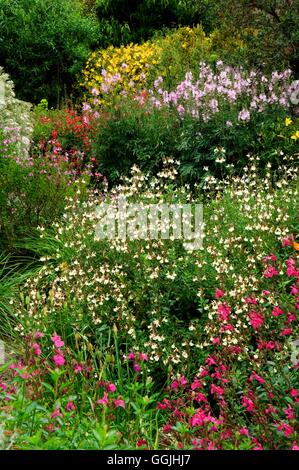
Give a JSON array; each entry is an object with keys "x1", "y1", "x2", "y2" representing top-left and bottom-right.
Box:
[
  {"x1": 51, "y1": 407, "x2": 63, "y2": 419},
  {"x1": 98, "y1": 392, "x2": 109, "y2": 407},
  {"x1": 114, "y1": 396, "x2": 125, "y2": 409},
  {"x1": 106, "y1": 383, "x2": 116, "y2": 393},
  {"x1": 249, "y1": 372, "x2": 265, "y2": 384},
  {"x1": 32, "y1": 343, "x2": 42, "y2": 356},
  {"x1": 217, "y1": 303, "x2": 231, "y2": 322},
  {"x1": 51, "y1": 334, "x2": 64, "y2": 348},
  {"x1": 215, "y1": 288, "x2": 224, "y2": 299},
  {"x1": 66, "y1": 401, "x2": 76, "y2": 412},
  {"x1": 264, "y1": 265, "x2": 279, "y2": 278},
  {"x1": 139, "y1": 352, "x2": 148, "y2": 362},
  {"x1": 53, "y1": 352, "x2": 65, "y2": 367},
  {"x1": 133, "y1": 363, "x2": 141, "y2": 372},
  {"x1": 249, "y1": 310, "x2": 264, "y2": 330}
]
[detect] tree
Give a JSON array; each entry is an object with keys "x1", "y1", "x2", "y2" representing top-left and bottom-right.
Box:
[
  {"x1": 0, "y1": 0, "x2": 99, "y2": 106},
  {"x1": 211, "y1": 0, "x2": 299, "y2": 76}
]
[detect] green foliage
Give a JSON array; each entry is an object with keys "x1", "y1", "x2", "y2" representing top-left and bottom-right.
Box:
[
  {"x1": 211, "y1": 0, "x2": 299, "y2": 76},
  {"x1": 0, "y1": 0, "x2": 99, "y2": 106}
]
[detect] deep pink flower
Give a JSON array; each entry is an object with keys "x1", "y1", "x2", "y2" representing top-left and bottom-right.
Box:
[
  {"x1": 210, "y1": 384, "x2": 224, "y2": 396},
  {"x1": 245, "y1": 297, "x2": 257, "y2": 305},
  {"x1": 249, "y1": 372, "x2": 265, "y2": 384},
  {"x1": 263, "y1": 254, "x2": 276, "y2": 263},
  {"x1": 32, "y1": 343, "x2": 42, "y2": 356},
  {"x1": 290, "y1": 285, "x2": 299, "y2": 295},
  {"x1": 217, "y1": 303, "x2": 231, "y2": 322},
  {"x1": 127, "y1": 351, "x2": 135, "y2": 360},
  {"x1": 285, "y1": 405, "x2": 295, "y2": 420},
  {"x1": 288, "y1": 313, "x2": 296, "y2": 322},
  {"x1": 106, "y1": 383, "x2": 116, "y2": 393},
  {"x1": 280, "y1": 328, "x2": 292, "y2": 336},
  {"x1": 133, "y1": 363, "x2": 141, "y2": 372},
  {"x1": 272, "y1": 306, "x2": 284, "y2": 316},
  {"x1": 114, "y1": 396, "x2": 125, "y2": 409},
  {"x1": 292, "y1": 443, "x2": 299, "y2": 450},
  {"x1": 215, "y1": 288, "x2": 225, "y2": 299},
  {"x1": 180, "y1": 376, "x2": 187, "y2": 386},
  {"x1": 191, "y1": 378, "x2": 202, "y2": 390},
  {"x1": 212, "y1": 337, "x2": 220, "y2": 344},
  {"x1": 34, "y1": 331, "x2": 44, "y2": 339},
  {"x1": 139, "y1": 352, "x2": 148, "y2": 362},
  {"x1": 239, "y1": 427, "x2": 249, "y2": 437},
  {"x1": 53, "y1": 352, "x2": 65, "y2": 367},
  {"x1": 242, "y1": 396, "x2": 255, "y2": 412},
  {"x1": 66, "y1": 401, "x2": 75, "y2": 412},
  {"x1": 51, "y1": 407, "x2": 63, "y2": 419},
  {"x1": 249, "y1": 311, "x2": 264, "y2": 330},
  {"x1": 74, "y1": 363, "x2": 83, "y2": 373},
  {"x1": 98, "y1": 392, "x2": 108, "y2": 407},
  {"x1": 282, "y1": 236, "x2": 293, "y2": 247},
  {"x1": 51, "y1": 334, "x2": 64, "y2": 348},
  {"x1": 290, "y1": 389, "x2": 298, "y2": 397},
  {"x1": 206, "y1": 356, "x2": 217, "y2": 366},
  {"x1": 277, "y1": 422, "x2": 294, "y2": 437},
  {"x1": 264, "y1": 265, "x2": 279, "y2": 278}
]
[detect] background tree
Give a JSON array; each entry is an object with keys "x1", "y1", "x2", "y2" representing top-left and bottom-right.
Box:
[
  {"x1": 0, "y1": 0, "x2": 99, "y2": 106},
  {"x1": 211, "y1": 0, "x2": 299, "y2": 76}
]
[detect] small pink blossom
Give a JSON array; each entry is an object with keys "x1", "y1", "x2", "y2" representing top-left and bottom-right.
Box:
[
  {"x1": 106, "y1": 383, "x2": 116, "y2": 393},
  {"x1": 249, "y1": 372, "x2": 265, "y2": 384},
  {"x1": 139, "y1": 352, "x2": 148, "y2": 362},
  {"x1": 51, "y1": 334, "x2": 64, "y2": 348},
  {"x1": 217, "y1": 303, "x2": 231, "y2": 322},
  {"x1": 272, "y1": 306, "x2": 284, "y2": 316},
  {"x1": 53, "y1": 352, "x2": 65, "y2": 367},
  {"x1": 98, "y1": 392, "x2": 109, "y2": 407},
  {"x1": 51, "y1": 407, "x2": 63, "y2": 419},
  {"x1": 66, "y1": 401, "x2": 75, "y2": 412},
  {"x1": 133, "y1": 363, "x2": 141, "y2": 372},
  {"x1": 249, "y1": 311, "x2": 264, "y2": 330},
  {"x1": 264, "y1": 265, "x2": 279, "y2": 278},
  {"x1": 215, "y1": 288, "x2": 224, "y2": 299},
  {"x1": 280, "y1": 328, "x2": 292, "y2": 336},
  {"x1": 114, "y1": 396, "x2": 125, "y2": 409},
  {"x1": 32, "y1": 343, "x2": 42, "y2": 356}
]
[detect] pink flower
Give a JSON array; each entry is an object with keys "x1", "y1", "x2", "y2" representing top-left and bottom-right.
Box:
[
  {"x1": 282, "y1": 236, "x2": 293, "y2": 247},
  {"x1": 180, "y1": 376, "x2": 187, "y2": 386},
  {"x1": 51, "y1": 334, "x2": 64, "y2": 348},
  {"x1": 66, "y1": 401, "x2": 75, "y2": 412},
  {"x1": 212, "y1": 337, "x2": 220, "y2": 345},
  {"x1": 32, "y1": 343, "x2": 42, "y2": 356},
  {"x1": 264, "y1": 266, "x2": 279, "y2": 278},
  {"x1": 206, "y1": 356, "x2": 217, "y2": 366},
  {"x1": 170, "y1": 379, "x2": 180, "y2": 390},
  {"x1": 74, "y1": 363, "x2": 83, "y2": 373},
  {"x1": 249, "y1": 310, "x2": 264, "y2": 330},
  {"x1": 139, "y1": 352, "x2": 148, "y2": 362},
  {"x1": 51, "y1": 407, "x2": 63, "y2": 419},
  {"x1": 98, "y1": 392, "x2": 108, "y2": 407},
  {"x1": 272, "y1": 306, "x2": 284, "y2": 316},
  {"x1": 242, "y1": 396, "x2": 255, "y2": 413},
  {"x1": 286, "y1": 259, "x2": 299, "y2": 277},
  {"x1": 290, "y1": 389, "x2": 298, "y2": 397},
  {"x1": 288, "y1": 313, "x2": 296, "y2": 323},
  {"x1": 292, "y1": 443, "x2": 299, "y2": 450},
  {"x1": 106, "y1": 383, "x2": 116, "y2": 393},
  {"x1": 114, "y1": 396, "x2": 125, "y2": 409},
  {"x1": 284, "y1": 405, "x2": 295, "y2": 420},
  {"x1": 263, "y1": 254, "x2": 277, "y2": 263},
  {"x1": 34, "y1": 331, "x2": 44, "y2": 339},
  {"x1": 210, "y1": 384, "x2": 224, "y2": 396},
  {"x1": 262, "y1": 290, "x2": 271, "y2": 296},
  {"x1": 249, "y1": 372, "x2": 265, "y2": 384},
  {"x1": 277, "y1": 422, "x2": 294, "y2": 437},
  {"x1": 127, "y1": 351, "x2": 135, "y2": 360},
  {"x1": 239, "y1": 427, "x2": 249, "y2": 437},
  {"x1": 245, "y1": 297, "x2": 257, "y2": 305},
  {"x1": 215, "y1": 288, "x2": 224, "y2": 299},
  {"x1": 290, "y1": 285, "x2": 299, "y2": 295},
  {"x1": 133, "y1": 363, "x2": 141, "y2": 372},
  {"x1": 280, "y1": 328, "x2": 292, "y2": 336},
  {"x1": 217, "y1": 303, "x2": 231, "y2": 322},
  {"x1": 191, "y1": 378, "x2": 202, "y2": 390},
  {"x1": 53, "y1": 352, "x2": 65, "y2": 367}
]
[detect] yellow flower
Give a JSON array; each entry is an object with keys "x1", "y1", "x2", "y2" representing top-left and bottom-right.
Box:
[
  {"x1": 291, "y1": 130, "x2": 299, "y2": 140},
  {"x1": 285, "y1": 117, "x2": 293, "y2": 126}
]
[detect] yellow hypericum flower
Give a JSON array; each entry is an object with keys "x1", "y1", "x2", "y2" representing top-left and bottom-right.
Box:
[
  {"x1": 291, "y1": 131, "x2": 299, "y2": 140},
  {"x1": 285, "y1": 117, "x2": 293, "y2": 126}
]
